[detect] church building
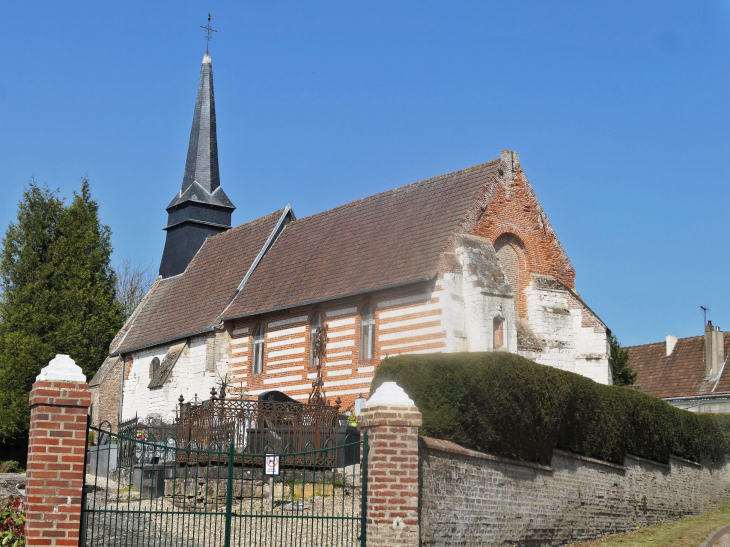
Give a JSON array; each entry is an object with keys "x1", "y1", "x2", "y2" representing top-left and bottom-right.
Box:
[{"x1": 89, "y1": 53, "x2": 611, "y2": 428}]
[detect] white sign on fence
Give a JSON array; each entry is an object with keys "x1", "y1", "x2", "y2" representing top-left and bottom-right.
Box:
[{"x1": 264, "y1": 455, "x2": 280, "y2": 476}]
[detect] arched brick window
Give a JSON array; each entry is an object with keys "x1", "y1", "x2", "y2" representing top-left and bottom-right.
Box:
[{"x1": 494, "y1": 233, "x2": 524, "y2": 318}]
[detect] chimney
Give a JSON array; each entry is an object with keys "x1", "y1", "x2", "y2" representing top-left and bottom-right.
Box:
[
  {"x1": 666, "y1": 335, "x2": 677, "y2": 356},
  {"x1": 704, "y1": 321, "x2": 724, "y2": 377}
]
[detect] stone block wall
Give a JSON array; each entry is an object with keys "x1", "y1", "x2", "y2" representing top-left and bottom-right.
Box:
[
  {"x1": 520, "y1": 274, "x2": 611, "y2": 384},
  {"x1": 419, "y1": 437, "x2": 730, "y2": 547},
  {"x1": 439, "y1": 234, "x2": 516, "y2": 354}
]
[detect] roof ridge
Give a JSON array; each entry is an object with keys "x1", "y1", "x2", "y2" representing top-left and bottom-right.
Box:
[
  {"x1": 627, "y1": 334, "x2": 706, "y2": 350},
  {"x1": 288, "y1": 159, "x2": 500, "y2": 226},
  {"x1": 209, "y1": 208, "x2": 287, "y2": 241}
]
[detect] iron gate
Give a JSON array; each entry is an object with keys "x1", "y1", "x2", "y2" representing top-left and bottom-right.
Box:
[{"x1": 81, "y1": 422, "x2": 368, "y2": 547}]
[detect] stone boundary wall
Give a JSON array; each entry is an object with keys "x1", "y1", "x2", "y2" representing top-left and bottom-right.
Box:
[{"x1": 419, "y1": 436, "x2": 730, "y2": 547}]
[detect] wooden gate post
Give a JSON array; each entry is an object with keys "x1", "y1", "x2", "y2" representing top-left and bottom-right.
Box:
[
  {"x1": 26, "y1": 355, "x2": 90, "y2": 547},
  {"x1": 358, "y1": 382, "x2": 422, "y2": 547}
]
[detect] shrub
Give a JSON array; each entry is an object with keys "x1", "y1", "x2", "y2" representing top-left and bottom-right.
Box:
[
  {"x1": 0, "y1": 496, "x2": 25, "y2": 547},
  {"x1": 371, "y1": 352, "x2": 730, "y2": 465},
  {"x1": 0, "y1": 462, "x2": 23, "y2": 474}
]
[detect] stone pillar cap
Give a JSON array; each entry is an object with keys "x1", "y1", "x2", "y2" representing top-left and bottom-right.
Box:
[
  {"x1": 363, "y1": 381, "x2": 414, "y2": 408},
  {"x1": 36, "y1": 354, "x2": 86, "y2": 383}
]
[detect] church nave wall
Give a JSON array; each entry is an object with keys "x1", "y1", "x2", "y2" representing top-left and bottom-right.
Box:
[{"x1": 224, "y1": 282, "x2": 447, "y2": 409}]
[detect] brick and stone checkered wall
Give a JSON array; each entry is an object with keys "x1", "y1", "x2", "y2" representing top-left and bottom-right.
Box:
[
  {"x1": 419, "y1": 437, "x2": 730, "y2": 547},
  {"x1": 26, "y1": 380, "x2": 91, "y2": 547},
  {"x1": 224, "y1": 281, "x2": 447, "y2": 410}
]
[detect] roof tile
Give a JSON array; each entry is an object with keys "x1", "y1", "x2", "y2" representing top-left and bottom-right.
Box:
[
  {"x1": 223, "y1": 160, "x2": 500, "y2": 318},
  {"x1": 627, "y1": 334, "x2": 730, "y2": 398},
  {"x1": 115, "y1": 209, "x2": 285, "y2": 353}
]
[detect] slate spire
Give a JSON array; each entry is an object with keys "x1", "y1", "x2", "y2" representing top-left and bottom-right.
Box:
[
  {"x1": 169, "y1": 53, "x2": 234, "y2": 211},
  {"x1": 159, "y1": 54, "x2": 236, "y2": 279}
]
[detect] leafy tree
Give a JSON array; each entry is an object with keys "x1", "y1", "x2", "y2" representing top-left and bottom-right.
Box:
[
  {"x1": 610, "y1": 333, "x2": 636, "y2": 386},
  {"x1": 0, "y1": 179, "x2": 124, "y2": 444}
]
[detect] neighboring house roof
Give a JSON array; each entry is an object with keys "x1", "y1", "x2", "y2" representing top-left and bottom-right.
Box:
[
  {"x1": 113, "y1": 208, "x2": 288, "y2": 354},
  {"x1": 627, "y1": 334, "x2": 730, "y2": 399},
  {"x1": 222, "y1": 159, "x2": 501, "y2": 319}
]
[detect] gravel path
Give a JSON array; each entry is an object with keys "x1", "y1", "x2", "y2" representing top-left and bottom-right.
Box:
[
  {"x1": 715, "y1": 532, "x2": 730, "y2": 547},
  {"x1": 0, "y1": 473, "x2": 24, "y2": 499}
]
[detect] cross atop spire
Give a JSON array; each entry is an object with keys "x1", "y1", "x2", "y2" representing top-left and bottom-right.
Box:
[{"x1": 201, "y1": 13, "x2": 217, "y2": 54}]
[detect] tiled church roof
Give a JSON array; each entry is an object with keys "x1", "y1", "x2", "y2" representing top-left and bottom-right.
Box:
[
  {"x1": 222, "y1": 159, "x2": 501, "y2": 319},
  {"x1": 113, "y1": 159, "x2": 501, "y2": 353},
  {"x1": 627, "y1": 334, "x2": 730, "y2": 399},
  {"x1": 113, "y1": 209, "x2": 286, "y2": 353}
]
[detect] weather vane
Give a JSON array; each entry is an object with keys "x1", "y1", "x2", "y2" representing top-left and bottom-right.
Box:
[{"x1": 201, "y1": 13, "x2": 217, "y2": 54}]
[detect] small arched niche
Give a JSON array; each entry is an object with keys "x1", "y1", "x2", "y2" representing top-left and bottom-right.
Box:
[
  {"x1": 493, "y1": 233, "x2": 525, "y2": 319},
  {"x1": 493, "y1": 317, "x2": 505, "y2": 350}
]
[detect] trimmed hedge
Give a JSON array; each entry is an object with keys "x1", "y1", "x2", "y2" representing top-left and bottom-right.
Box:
[{"x1": 371, "y1": 352, "x2": 730, "y2": 465}]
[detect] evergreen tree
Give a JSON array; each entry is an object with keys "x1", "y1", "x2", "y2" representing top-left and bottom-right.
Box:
[
  {"x1": 0, "y1": 180, "x2": 124, "y2": 444},
  {"x1": 610, "y1": 333, "x2": 636, "y2": 386}
]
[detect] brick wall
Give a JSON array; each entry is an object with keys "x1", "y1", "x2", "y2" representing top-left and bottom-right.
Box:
[
  {"x1": 90, "y1": 360, "x2": 121, "y2": 430},
  {"x1": 472, "y1": 155, "x2": 575, "y2": 296},
  {"x1": 359, "y1": 392, "x2": 422, "y2": 547},
  {"x1": 419, "y1": 437, "x2": 730, "y2": 547},
  {"x1": 26, "y1": 379, "x2": 90, "y2": 547}
]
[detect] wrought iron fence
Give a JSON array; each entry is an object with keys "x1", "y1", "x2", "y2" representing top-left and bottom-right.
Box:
[
  {"x1": 82, "y1": 422, "x2": 368, "y2": 547},
  {"x1": 117, "y1": 416, "x2": 178, "y2": 468},
  {"x1": 177, "y1": 396, "x2": 344, "y2": 466}
]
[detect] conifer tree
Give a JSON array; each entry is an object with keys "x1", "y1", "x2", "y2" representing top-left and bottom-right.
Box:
[
  {"x1": 0, "y1": 179, "x2": 124, "y2": 444},
  {"x1": 610, "y1": 333, "x2": 637, "y2": 386}
]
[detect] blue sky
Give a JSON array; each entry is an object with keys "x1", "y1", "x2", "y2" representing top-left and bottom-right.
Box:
[{"x1": 2, "y1": 1, "x2": 729, "y2": 346}]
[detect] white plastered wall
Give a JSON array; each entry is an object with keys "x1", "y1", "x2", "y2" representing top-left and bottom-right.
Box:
[
  {"x1": 121, "y1": 330, "x2": 232, "y2": 422},
  {"x1": 439, "y1": 235, "x2": 516, "y2": 353},
  {"x1": 521, "y1": 276, "x2": 611, "y2": 384}
]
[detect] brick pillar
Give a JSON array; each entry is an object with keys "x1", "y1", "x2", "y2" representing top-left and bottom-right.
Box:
[
  {"x1": 359, "y1": 381, "x2": 422, "y2": 547},
  {"x1": 26, "y1": 355, "x2": 90, "y2": 547}
]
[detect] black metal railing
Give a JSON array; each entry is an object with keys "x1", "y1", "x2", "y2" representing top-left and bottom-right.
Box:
[{"x1": 81, "y1": 422, "x2": 368, "y2": 547}]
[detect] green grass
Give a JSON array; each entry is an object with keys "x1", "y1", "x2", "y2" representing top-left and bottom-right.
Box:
[{"x1": 575, "y1": 502, "x2": 730, "y2": 547}]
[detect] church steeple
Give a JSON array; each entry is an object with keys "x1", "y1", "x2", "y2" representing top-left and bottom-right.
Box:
[{"x1": 159, "y1": 52, "x2": 235, "y2": 279}]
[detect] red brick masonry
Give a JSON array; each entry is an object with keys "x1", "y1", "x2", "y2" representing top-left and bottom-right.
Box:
[
  {"x1": 26, "y1": 380, "x2": 91, "y2": 547},
  {"x1": 358, "y1": 404, "x2": 422, "y2": 547}
]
